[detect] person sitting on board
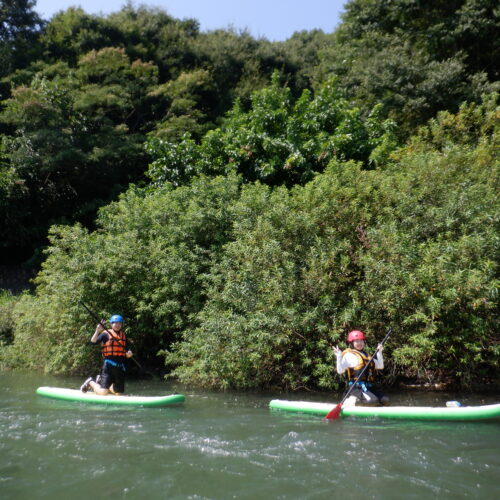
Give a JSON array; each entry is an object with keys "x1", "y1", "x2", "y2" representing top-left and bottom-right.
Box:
[
  {"x1": 333, "y1": 330, "x2": 389, "y2": 406},
  {"x1": 80, "y1": 314, "x2": 133, "y2": 395}
]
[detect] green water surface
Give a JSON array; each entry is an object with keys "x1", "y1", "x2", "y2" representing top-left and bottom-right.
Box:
[{"x1": 1, "y1": 371, "x2": 499, "y2": 499}]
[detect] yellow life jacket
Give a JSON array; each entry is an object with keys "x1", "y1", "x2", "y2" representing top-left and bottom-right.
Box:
[{"x1": 342, "y1": 348, "x2": 376, "y2": 382}]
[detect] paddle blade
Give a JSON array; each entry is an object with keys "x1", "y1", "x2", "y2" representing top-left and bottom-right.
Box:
[{"x1": 324, "y1": 403, "x2": 342, "y2": 420}]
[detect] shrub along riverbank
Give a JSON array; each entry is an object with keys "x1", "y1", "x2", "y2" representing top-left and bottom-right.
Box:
[{"x1": 1, "y1": 93, "x2": 498, "y2": 390}]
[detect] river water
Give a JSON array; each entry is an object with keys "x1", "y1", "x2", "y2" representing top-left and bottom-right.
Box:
[{"x1": 1, "y1": 371, "x2": 499, "y2": 499}]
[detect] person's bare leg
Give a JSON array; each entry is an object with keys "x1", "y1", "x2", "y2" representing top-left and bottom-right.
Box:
[{"x1": 88, "y1": 380, "x2": 109, "y2": 395}]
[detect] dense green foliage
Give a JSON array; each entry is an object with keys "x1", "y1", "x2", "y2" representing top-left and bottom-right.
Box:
[
  {"x1": 0, "y1": 1, "x2": 498, "y2": 389},
  {"x1": 0, "y1": 0, "x2": 44, "y2": 81},
  {"x1": 0, "y1": 290, "x2": 16, "y2": 346},
  {"x1": 1, "y1": 1, "x2": 497, "y2": 263},
  {"x1": 164, "y1": 97, "x2": 498, "y2": 389},
  {"x1": 316, "y1": 0, "x2": 499, "y2": 136},
  {"x1": 2, "y1": 95, "x2": 498, "y2": 389},
  {"x1": 1, "y1": 59, "x2": 151, "y2": 251},
  {"x1": 146, "y1": 74, "x2": 397, "y2": 187},
  {"x1": 0, "y1": 3, "x2": 298, "y2": 261},
  {"x1": 2, "y1": 174, "x2": 242, "y2": 372}
]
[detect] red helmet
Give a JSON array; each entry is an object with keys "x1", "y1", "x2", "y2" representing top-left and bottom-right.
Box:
[{"x1": 347, "y1": 330, "x2": 366, "y2": 342}]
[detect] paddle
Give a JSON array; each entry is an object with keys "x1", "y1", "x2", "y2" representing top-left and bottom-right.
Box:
[
  {"x1": 325, "y1": 328, "x2": 392, "y2": 421},
  {"x1": 79, "y1": 301, "x2": 150, "y2": 375}
]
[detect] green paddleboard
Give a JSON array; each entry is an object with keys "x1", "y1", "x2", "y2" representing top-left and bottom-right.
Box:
[
  {"x1": 269, "y1": 399, "x2": 500, "y2": 421},
  {"x1": 37, "y1": 386, "x2": 185, "y2": 407}
]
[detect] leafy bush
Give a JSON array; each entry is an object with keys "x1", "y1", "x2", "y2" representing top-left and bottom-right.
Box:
[
  {"x1": 4, "y1": 91, "x2": 498, "y2": 390},
  {"x1": 146, "y1": 74, "x2": 397, "y2": 188},
  {"x1": 165, "y1": 162, "x2": 381, "y2": 389},
  {"x1": 2, "y1": 174, "x2": 242, "y2": 373},
  {"x1": 165, "y1": 95, "x2": 499, "y2": 389}
]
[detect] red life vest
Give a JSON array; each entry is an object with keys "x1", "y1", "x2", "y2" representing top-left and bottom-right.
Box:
[
  {"x1": 102, "y1": 329, "x2": 127, "y2": 358},
  {"x1": 342, "y1": 348, "x2": 376, "y2": 382}
]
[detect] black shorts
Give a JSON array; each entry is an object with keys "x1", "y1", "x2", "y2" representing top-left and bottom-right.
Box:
[{"x1": 99, "y1": 359, "x2": 126, "y2": 393}]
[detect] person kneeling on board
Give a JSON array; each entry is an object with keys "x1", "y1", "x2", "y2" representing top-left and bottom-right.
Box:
[
  {"x1": 333, "y1": 330, "x2": 389, "y2": 406},
  {"x1": 80, "y1": 314, "x2": 133, "y2": 395}
]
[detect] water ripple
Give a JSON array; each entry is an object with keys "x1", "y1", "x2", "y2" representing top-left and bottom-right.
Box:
[{"x1": 1, "y1": 372, "x2": 499, "y2": 499}]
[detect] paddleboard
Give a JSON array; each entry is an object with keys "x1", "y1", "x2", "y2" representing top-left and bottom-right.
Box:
[
  {"x1": 269, "y1": 399, "x2": 500, "y2": 421},
  {"x1": 36, "y1": 386, "x2": 185, "y2": 407}
]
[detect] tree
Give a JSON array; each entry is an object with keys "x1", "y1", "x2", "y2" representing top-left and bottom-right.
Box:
[
  {"x1": 165, "y1": 95, "x2": 499, "y2": 389},
  {"x1": 40, "y1": 7, "x2": 117, "y2": 66},
  {"x1": 316, "y1": 0, "x2": 499, "y2": 137},
  {"x1": 0, "y1": 45, "x2": 158, "y2": 259},
  {"x1": 148, "y1": 69, "x2": 215, "y2": 141},
  {"x1": 0, "y1": 0, "x2": 44, "y2": 82},
  {"x1": 338, "y1": 0, "x2": 499, "y2": 80},
  {"x1": 106, "y1": 4, "x2": 199, "y2": 81},
  {"x1": 146, "y1": 73, "x2": 397, "y2": 187}
]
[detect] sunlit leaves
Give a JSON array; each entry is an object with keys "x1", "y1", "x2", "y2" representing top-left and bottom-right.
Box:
[{"x1": 146, "y1": 73, "x2": 397, "y2": 187}]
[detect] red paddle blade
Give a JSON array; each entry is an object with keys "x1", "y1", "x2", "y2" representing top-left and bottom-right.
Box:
[{"x1": 324, "y1": 403, "x2": 342, "y2": 420}]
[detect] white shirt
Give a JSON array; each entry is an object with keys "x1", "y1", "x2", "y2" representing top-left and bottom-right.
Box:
[{"x1": 336, "y1": 349, "x2": 384, "y2": 374}]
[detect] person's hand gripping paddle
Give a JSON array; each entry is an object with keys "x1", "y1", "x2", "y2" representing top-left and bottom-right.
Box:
[{"x1": 325, "y1": 329, "x2": 392, "y2": 421}]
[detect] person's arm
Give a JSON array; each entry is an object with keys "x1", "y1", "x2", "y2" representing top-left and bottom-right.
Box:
[
  {"x1": 125, "y1": 340, "x2": 133, "y2": 358},
  {"x1": 333, "y1": 348, "x2": 355, "y2": 374},
  {"x1": 373, "y1": 344, "x2": 384, "y2": 369},
  {"x1": 91, "y1": 321, "x2": 107, "y2": 344},
  {"x1": 124, "y1": 337, "x2": 133, "y2": 358}
]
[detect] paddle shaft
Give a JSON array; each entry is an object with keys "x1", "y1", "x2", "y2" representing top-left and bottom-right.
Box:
[
  {"x1": 339, "y1": 328, "x2": 392, "y2": 405},
  {"x1": 79, "y1": 301, "x2": 144, "y2": 371}
]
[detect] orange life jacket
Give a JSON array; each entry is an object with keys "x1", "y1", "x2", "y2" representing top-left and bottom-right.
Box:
[
  {"x1": 342, "y1": 348, "x2": 376, "y2": 382},
  {"x1": 102, "y1": 329, "x2": 127, "y2": 358}
]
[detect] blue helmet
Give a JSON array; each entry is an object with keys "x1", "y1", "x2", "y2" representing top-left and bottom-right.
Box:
[{"x1": 109, "y1": 314, "x2": 124, "y2": 324}]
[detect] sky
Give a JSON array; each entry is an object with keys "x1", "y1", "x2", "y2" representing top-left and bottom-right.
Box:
[{"x1": 34, "y1": 0, "x2": 347, "y2": 42}]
